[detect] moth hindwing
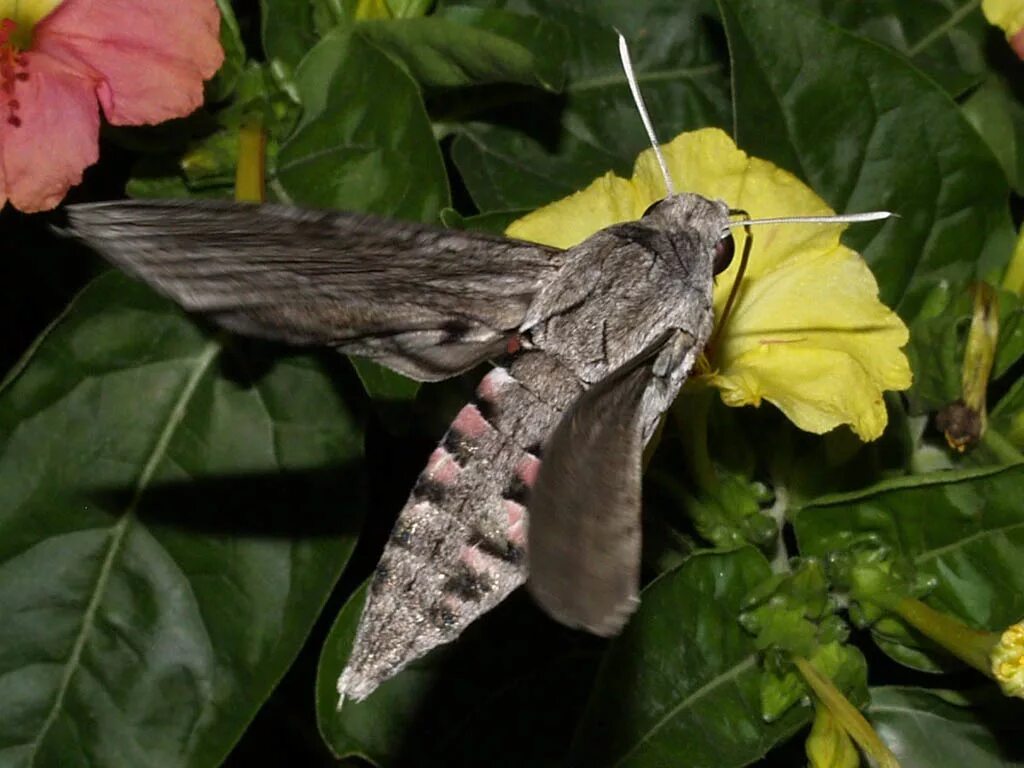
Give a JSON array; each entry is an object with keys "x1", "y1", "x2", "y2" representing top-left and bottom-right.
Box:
[{"x1": 65, "y1": 191, "x2": 734, "y2": 702}]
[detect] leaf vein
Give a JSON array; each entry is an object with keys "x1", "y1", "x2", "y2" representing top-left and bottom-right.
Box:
[{"x1": 26, "y1": 341, "x2": 220, "y2": 763}]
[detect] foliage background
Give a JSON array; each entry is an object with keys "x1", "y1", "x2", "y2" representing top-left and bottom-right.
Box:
[{"x1": 1, "y1": 0, "x2": 1024, "y2": 766}]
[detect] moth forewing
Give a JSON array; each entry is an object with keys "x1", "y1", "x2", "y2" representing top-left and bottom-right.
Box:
[{"x1": 64, "y1": 200, "x2": 565, "y2": 382}]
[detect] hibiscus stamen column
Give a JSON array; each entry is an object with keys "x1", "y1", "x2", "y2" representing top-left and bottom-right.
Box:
[{"x1": 0, "y1": 18, "x2": 29, "y2": 127}]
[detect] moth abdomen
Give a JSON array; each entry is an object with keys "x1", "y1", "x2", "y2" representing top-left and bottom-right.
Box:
[{"x1": 339, "y1": 352, "x2": 586, "y2": 701}]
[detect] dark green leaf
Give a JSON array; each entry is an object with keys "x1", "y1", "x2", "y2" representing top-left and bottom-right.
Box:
[
  {"x1": 0, "y1": 273, "x2": 364, "y2": 766},
  {"x1": 274, "y1": 27, "x2": 450, "y2": 221},
  {"x1": 570, "y1": 548, "x2": 809, "y2": 767},
  {"x1": 261, "y1": 0, "x2": 325, "y2": 74},
  {"x1": 794, "y1": 465, "x2": 1024, "y2": 671},
  {"x1": 209, "y1": 0, "x2": 247, "y2": 101},
  {"x1": 869, "y1": 687, "x2": 1024, "y2": 766},
  {"x1": 439, "y1": 207, "x2": 531, "y2": 234},
  {"x1": 963, "y1": 79, "x2": 1024, "y2": 193},
  {"x1": 802, "y1": 0, "x2": 992, "y2": 96},
  {"x1": 451, "y1": 0, "x2": 731, "y2": 211},
  {"x1": 357, "y1": 8, "x2": 567, "y2": 90},
  {"x1": 904, "y1": 284, "x2": 1024, "y2": 417},
  {"x1": 720, "y1": 0, "x2": 1015, "y2": 318},
  {"x1": 350, "y1": 359, "x2": 420, "y2": 403}
]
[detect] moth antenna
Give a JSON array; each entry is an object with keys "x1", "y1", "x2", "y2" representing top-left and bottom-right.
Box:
[
  {"x1": 727, "y1": 210, "x2": 896, "y2": 229},
  {"x1": 712, "y1": 209, "x2": 895, "y2": 344},
  {"x1": 618, "y1": 33, "x2": 676, "y2": 197}
]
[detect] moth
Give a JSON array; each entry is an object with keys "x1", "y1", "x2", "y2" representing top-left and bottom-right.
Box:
[{"x1": 64, "y1": 36, "x2": 890, "y2": 704}]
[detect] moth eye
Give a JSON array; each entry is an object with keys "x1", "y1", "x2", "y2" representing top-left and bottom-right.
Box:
[
  {"x1": 713, "y1": 234, "x2": 735, "y2": 274},
  {"x1": 641, "y1": 199, "x2": 663, "y2": 218}
]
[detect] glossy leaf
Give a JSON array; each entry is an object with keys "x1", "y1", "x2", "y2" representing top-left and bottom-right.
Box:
[
  {"x1": 261, "y1": 0, "x2": 332, "y2": 74},
  {"x1": 0, "y1": 273, "x2": 365, "y2": 766},
  {"x1": 209, "y1": 0, "x2": 247, "y2": 102},
  {"x1": 868, "y1": 687, "x2": 1024, "y2": 766},
  {"x1": 356, "y1": 7, "x2": 567, "y2": 90},
  {"x1": 794, "y1": 465, "x2": 1024, "y2": 671},
  {"x1": 963, "y1": 79, "x2": 1024, "y2": 193},
  {"x1": 570, "y1": 548, "x2": 810, "y2": 767},
  {"x1": 721, "y1": 0, "x2": 1015, "y2": 318},
  {"x1": 450, "y1": 0, "x2": 732, "y2": 210},
  {"x1": 904, "y1": 284, "x2": 1024, "y2": 419},
  {"x1": 803, "y1": 0, "x2": 992, "y2": 96},
  {"x1": 274, "y1": 27, "x2": 450, "y2": 221}
]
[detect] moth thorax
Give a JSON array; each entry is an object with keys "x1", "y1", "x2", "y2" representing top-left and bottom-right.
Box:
[{"x1": 641, "y1": 193, "x2": 730, "y2": 246}]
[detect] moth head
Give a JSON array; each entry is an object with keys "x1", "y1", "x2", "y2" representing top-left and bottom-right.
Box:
[{"x1": 641, "y1": 193, "x2": 733, "y2": 273}]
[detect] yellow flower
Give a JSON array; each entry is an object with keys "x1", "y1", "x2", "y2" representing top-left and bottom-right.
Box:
[
  {"x1": 982, "y1": 0, "x2": 1024, "y2": 57},
  {"x1": 507, "y1": 128, "x2": 911, "y2": 441},
  {"x1": 806, "y1": 703, "x2": 859, "y2": 768},
  {"x1": 1003, "y1": 225, "x2": 1024, "y2": 295},
  {"x1": 991, "y1": 621, "x2": 1024, "y2": 699}
]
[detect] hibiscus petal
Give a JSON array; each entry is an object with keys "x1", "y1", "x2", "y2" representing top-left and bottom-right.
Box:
[
  {"x1": 33, "y1": 0, "x2": 223, "y2": 125},
  {"x1": 0, "y1": 51, "x2": 98, "y2": 212}
]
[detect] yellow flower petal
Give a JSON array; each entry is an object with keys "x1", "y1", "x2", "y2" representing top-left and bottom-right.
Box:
[
  {"x1": 1003, "y1": 225, "x2": 1024, "y2": 295},
  {"x1": 806, "y1": 703, "x2": 859, "y2": 768},
  {"x1": 983, "y1": 0, "x2": 1024, "y2": 36},
  {"x1": 505, "y1": 128, "x2": 911, "y2": 441},
  {"x1": 506, "y1": 172, "x2": 643, "y2": 247}
]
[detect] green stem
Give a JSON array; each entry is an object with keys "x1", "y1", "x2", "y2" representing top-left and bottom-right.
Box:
[
  {"x1": 793, "y1": 657, "x2": 900, "y2": 768},
  {"x1": 672, "y1": 386, "x2": 717, "y2": 492},
  {"x1": 980, "y1": 427, "x2": 1024, "y2": 465},
  {"x1": 235, "y1": 120, "x2": 266, "y2": 203},
  {"x1": 894, "y1": 598, "x2": 999, "y2": 675}
]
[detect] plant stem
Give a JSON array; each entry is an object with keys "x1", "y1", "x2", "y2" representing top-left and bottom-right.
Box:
[
  {"x1": 673, "y1": 387, "x2": 717, "y2": 492},
  {"x1": 894, "y1": 598, "x2": 998, "y2": 675},
  {"x1": 235, "y1": 120, "x2": 266, "y2": 203},
  {"x1": 793, "y1": 657, "x2": 900, "y2": 768}
]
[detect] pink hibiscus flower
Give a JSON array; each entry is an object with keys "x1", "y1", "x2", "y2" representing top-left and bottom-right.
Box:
[{"x1": 0, "y1": 0, "x2": 223, "y2": 212}]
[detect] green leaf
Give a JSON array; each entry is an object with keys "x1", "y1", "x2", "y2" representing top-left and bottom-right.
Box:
[
  {"x1": 720, "y1": 0, "x2": 1015, "y2": 318},
  {"x1": 906, "y1": 286, "x2": 1024, "y2": 406},
  {"x1": 0, "y1": 273, "x2": 365, "y2": 766},
  {"x1": 450, "y1": 0, "x2": 731, "y2": 211},
  {"x1": 963, "y1": 79, "x2": 1024, "y2": 194},
  {"x1": 357, "y1": 8, "x2": 567, "y2": 90},
  {"x1": 802, "y1": 0, "x2": 991, "y2": 96},
  {"x1": 439, "y1": 207, "x2": 531, "y2": 234},
  {"x1": 209, "y1": 0, "x2": 247, "y2": 102},
  {"x1": 274, "y1": 27, "x2": 450, "y2": 220},
  {"x1": 317, "y1": 584, "x2": 601, "y2": 766},
  {"x1": 991, "y1": 376, "x2": 1024, "y2": 451},
  {"x1": 350, "y1": 359, "x2": 420, "y2": 403},
  {"x1": 386, "y1": 0, "x2": 433, "y2": 18},
  {"x1": 570, "y1": 549, "x2": 809, "y2": 767},
  {"x1": 261, "y1": 0, "x2": 328, "y2": 74},
  {"x1": 794, "y1": 465, "x2": 1024, "y2": 672},
  {"x1": 868, "y1": 687, "x2": 1024, "y2": 766}
]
